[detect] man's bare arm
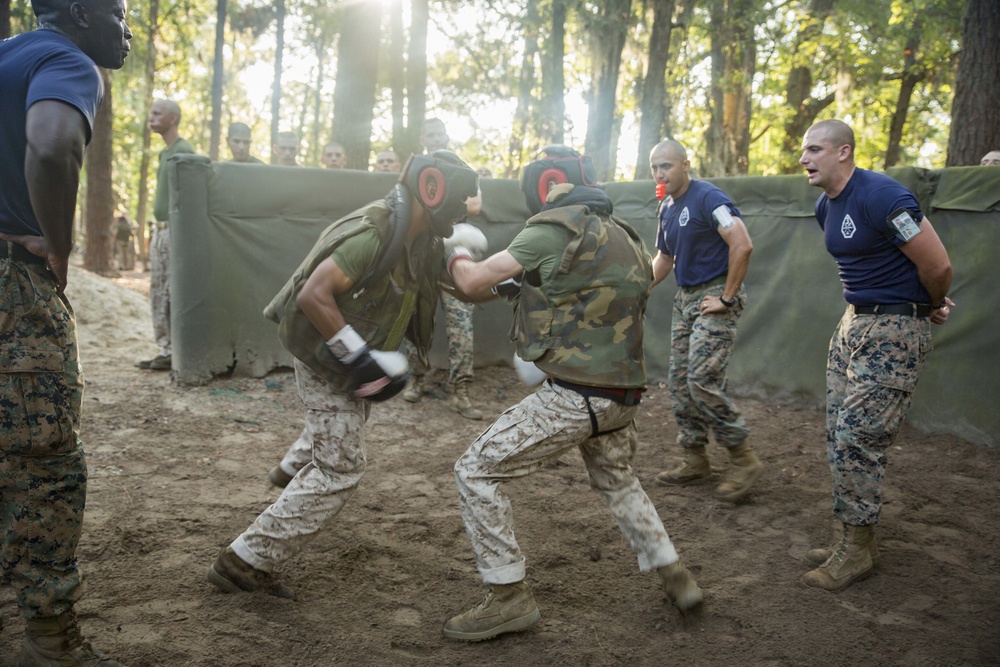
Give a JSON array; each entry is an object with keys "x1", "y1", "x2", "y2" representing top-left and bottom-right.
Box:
[{"x1": 23, "y1": 100, "x2": 89, "y2": 291}]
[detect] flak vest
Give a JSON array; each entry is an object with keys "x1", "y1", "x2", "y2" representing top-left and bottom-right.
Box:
[
  {"x1": 263, "y1": 200, "x2": 442, "y2": 393},
  {"x1": 512, "y1": 204, "x2": 652, "y2": 389}
]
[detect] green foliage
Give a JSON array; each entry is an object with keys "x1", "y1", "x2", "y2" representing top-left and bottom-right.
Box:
[{"x1": 51, "y1": 0, "x2": 965, "y2": 219}]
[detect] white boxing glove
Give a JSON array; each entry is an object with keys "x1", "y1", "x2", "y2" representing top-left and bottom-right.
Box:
[
  {"x1": 444, "y1": 223, "x2": 489, "y2": 273},
  {"x1": 513, "y1": 354, "x2": 546, "y2": 388},
  {"x1": 320, "y1": 325, "x2": 410, "y2": 401}
]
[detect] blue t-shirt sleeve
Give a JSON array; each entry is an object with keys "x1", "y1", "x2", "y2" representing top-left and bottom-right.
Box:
[
  {"x1": 26, "y1": 51, "x2": 103, "y2": 141},
  {"x1": 702, "y1": 187, "x2": 740, "y2": 229},
  {"x1": 865, "y1": 184, "x2": 922, "y2": 247}
]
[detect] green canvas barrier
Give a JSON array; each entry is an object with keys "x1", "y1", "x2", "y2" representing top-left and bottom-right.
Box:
[{"x1": 167, "y1": 154, "x2": 1000, "y2": 447}]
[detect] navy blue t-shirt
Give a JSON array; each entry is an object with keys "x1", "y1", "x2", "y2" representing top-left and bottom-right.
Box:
[
  {"x1": 815, "y1": 168, "x2": 929, "y2": 306},
  {"x1": 655, "y1": 179, "x2": 740, "y2": 287},
  {"x1": 0, "y1": 30, "x2": 103, "y2": 236}
]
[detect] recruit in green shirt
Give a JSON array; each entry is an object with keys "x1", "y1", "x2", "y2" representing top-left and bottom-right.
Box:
[{"x1": 153, "y1": 138, "x2": 195, "y2": 223}]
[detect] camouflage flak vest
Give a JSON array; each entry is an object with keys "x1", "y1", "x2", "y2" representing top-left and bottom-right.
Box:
[
  {"x1": 263, "y1": 200, "x2": 442, "y2": 392},
  {"x1": 512, "y1": 204, "x2": 652, "y2": 389}
]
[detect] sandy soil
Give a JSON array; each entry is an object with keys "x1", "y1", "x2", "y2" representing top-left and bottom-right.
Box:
[{"x1": 1, "y1": 266, "x2": 997, "y2": 667}]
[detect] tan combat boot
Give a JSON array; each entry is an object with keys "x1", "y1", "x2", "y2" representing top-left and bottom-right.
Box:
[
  {"x1": 19, "y1": 610, "x2": 124, "y2": 666},
  {"x1": 401, "y1": 375, "x2": 425, "y2": 403},
  {"x1": 442, "y1": 581, "x2": 541, "y2": 641},
  {"x1": 207, "y1": 547, "x2": 296, "y2": 599},
  {"x1": 267, "y1": 465, "x2": 294, "y2": 488},
  {"x1": 714, "y1": 442, "x2": 762, "y2": 502},
  {"x1": 801, "y1": 524, "x2": 875, "y2": 592},
  {"x1": 806, "y1": 529, "x2": 879, "y2": 565},
  {"x1": 450, "y1": 383, "x2": 483, "y2": 420},
  {"x1": 657, "y1": 560, "x2": 704, "y2": 611},
  {"x1": 655, "y1": 447, "x2": 712, "y2": 486}
]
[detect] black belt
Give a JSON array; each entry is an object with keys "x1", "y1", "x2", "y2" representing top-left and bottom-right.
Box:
[
  {"x1": 552, "y1": 378, "x2": 643, "y2": 406},
  {"x1": 0, "y1": 241, "x2": 47, "y2": 266},
  {"x1": 852, "y1": 303, "x2": 931, "y2": 317}
]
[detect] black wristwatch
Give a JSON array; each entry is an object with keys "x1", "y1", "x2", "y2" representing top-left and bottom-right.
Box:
[{"x1": 720, "y1": 295, "x2": 736, "y2": 308}]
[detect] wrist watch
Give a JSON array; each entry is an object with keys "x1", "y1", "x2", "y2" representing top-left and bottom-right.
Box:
[{"x1": 720, "y1": 295, "x2": 736, "y2": 308}]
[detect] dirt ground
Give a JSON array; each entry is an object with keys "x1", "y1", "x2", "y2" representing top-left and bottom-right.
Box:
[{"x1": 1, "y1": 266, "x2": 998, "y2": 667}]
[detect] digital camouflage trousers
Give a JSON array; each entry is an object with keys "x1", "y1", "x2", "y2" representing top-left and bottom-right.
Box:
[
  {"x1": 0, "y1": 256, "x2": 87, "y2": 619},
  {"x1": 454, "y1": 380, "x2": 679, "y2": 584},
  {"x1": 826, "y1": 308, "x2": 932, "y2": 526},
  {"x1": 234, "y1": 359, "x2": 371, "y2": 571},
  {"x1": 669, "y1": 280, "x2": 749, "y2": 450}
]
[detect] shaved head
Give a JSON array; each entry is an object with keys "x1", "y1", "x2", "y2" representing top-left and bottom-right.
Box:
[
  {"x1": 651, "y1": 139, "x2": 687, "y2": 162},
  {"x1": 808, "y1": 119, "x2": 855, "y2": 153}
]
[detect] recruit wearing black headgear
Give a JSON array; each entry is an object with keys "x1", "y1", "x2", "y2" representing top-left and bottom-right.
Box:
[
  {"x1": 520, "y1": 145, "x2": 599, "y2": 215},
  {"x1": 399, "y1": 150, "x2": 479, "y2": 238}
]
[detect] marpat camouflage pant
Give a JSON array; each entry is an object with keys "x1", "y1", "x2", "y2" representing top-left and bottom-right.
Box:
[
  {"x1": 454, "y1": 381, "x2": 679, "y2": 584},
  {"x1": 233, "y1": 359, "x2": 370, "y2": 570},
  {"x1": 669, "y1": 280, "x2": 749, "y2": 450},
  {"x1": 409, "y1": 291, "x2": 474, "y2": 386},
  {"x1": 826, "y1": 308, "x2": 932, "y2": 526},
  {"x1": 150, "y1": 225, "x2": 170, "y2": 355},
  {"x1": 0, "y1": 257, "x2": 86, "y2": 619}
]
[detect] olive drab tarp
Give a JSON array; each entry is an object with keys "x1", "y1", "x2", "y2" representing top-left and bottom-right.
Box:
[{"x1": 165, "y1": 155, "x2": 1000, "y2": 446}]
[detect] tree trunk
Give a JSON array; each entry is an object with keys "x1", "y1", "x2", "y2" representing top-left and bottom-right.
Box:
[
  {"x1": 84, "y1": 69, "x2": 114, "y2": 274},
  {"x1": 310, "y1": 34, "x2": 330, "y2": 166},
  {"x1": 135, "y1": 0, "x2": 159, "y2": 270},
  {"x1": 706, "y1": 0, "x2": 756, "y2": 176},
  {"x1": 270, "y1": 0, "x2": 285, "y2": 163},
  {"x1": 584, "y1": 0, "x2": 632, "y2": 181},
  {"x1": 634, "y1": 0, "x2": 676, "y2": 180},
  {"x1": 405, "y1": 0, "x2": 429, "y2": 156},
  {"x1": 884, "y1": 22, "x2": 924, "y2": 168},
  {"x1": 332, "y1": 1, "x2": 381, "y2": 169},
  {"x1": 946, "y1": 0, "x2": 1000, "y2": 166},
  {"x1": 388, "y1": 0, "x2": 406, "y2": 157},
  {"x1": 209, "y1": 0, "x2": 227, "y2": 161},
  {"x1": 780, "y1": 0, "x2": 836, "y2": 173},
  {"x1": 507, "y1": 0, "x2": 540, "y2": 177},
  {"x1": 538, "y1": 0, "x2": 566, "y2": 147},
  {"x1": 1, "y1": 0, "x2": 11, "y2": 40}
]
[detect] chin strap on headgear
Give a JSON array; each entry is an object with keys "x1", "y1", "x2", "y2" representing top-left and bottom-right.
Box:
[
  {"x1": 520, "y1": 145, "x2": 598, "y2": 216},
  {"x1": 399, "y1": 150, "x2": 479, "y2": 238}
]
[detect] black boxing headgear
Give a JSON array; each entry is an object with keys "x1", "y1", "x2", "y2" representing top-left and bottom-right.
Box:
[
  {"x1": 399, "y1": 150, "x2": 479, "y2": 238},
  {"x1": 520, "y1": 145, "x2": 598, "y2": 215}
]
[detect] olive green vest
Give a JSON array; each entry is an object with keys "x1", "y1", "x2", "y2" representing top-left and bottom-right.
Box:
[
  {"x1": 263, "y1": 200, "x2": 442, "y2": 392},
  {"x1": 512, "y1": 204, "x2": 651, "y2": 389}
]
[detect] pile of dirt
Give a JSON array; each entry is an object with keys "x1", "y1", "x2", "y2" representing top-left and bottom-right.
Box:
[{"x1": 1, "y1": 266, "x2": 997, "y2": 667}]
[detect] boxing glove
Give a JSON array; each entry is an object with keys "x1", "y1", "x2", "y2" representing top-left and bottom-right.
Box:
[
  {"x1": 444, "y1": 222, "x2": 489, "y2": 272},
  {"x1": 318, "y1": 325, "x2": 409, "y2": 401}
]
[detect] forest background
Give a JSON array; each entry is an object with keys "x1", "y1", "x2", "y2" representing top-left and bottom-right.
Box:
[{"x1": 1, "y1": 0, "x2": 998, "y2": 274}]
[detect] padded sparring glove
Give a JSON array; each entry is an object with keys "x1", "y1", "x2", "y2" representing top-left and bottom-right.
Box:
[
  {"x1": 513, "y1": 354, "x2": 546, "y2": 388},
  {"x1": 318, "y1": 325, "x2": 409, "y2": 402},
  {"x1": 444, "y1": 223, "x2": 489, "y2": 273}
]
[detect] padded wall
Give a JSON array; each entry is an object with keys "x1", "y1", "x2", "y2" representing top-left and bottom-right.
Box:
[{"x1": 167, "y1": 155, "x2": 1000, "y2": 446}]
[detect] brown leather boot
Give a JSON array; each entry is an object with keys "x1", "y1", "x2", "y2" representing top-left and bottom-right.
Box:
[
  {"x1": 655, "y1": 447, "x2": 712, "y2": 486},
  {"x1": 801, "y1": 524, "x2": 875, "y2": 592},
  {"x1": 19, "y1": 610, "x2": 124, "y2": 666},
  {"x1": 657, "y1": 560, "x2": 704, "y2": 611},
  {"x1": 714, "y1": 442, "x2": 762, "y2": 502},
  {"x1": 443, "y1": 581, "x2": 540, "y2": 641},
  {"x1": 450, "y1": 383, "x2": 483, "y2": 420}
]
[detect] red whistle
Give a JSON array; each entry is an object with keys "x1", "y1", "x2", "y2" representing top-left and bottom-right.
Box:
[{"x1": 655, "y1": 183, "x2": 666, "y2": 200}]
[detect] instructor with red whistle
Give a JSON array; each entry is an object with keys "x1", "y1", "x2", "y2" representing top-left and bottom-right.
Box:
[{"x1": 647, "y1": 139, "x2": 762, "y2": 503}]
